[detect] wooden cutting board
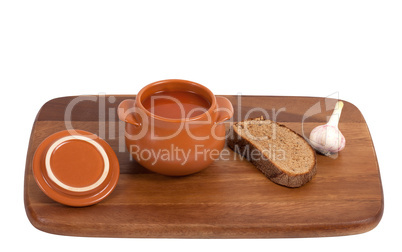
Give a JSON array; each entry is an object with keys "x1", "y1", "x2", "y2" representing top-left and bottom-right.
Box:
[{"x1": 24, "y1": 95, "x2": 383, "y2": 238}]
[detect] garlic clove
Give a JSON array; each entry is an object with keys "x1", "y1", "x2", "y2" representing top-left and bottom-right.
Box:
[
  {"x1": 309, "y1": 124, "x2": 346, "y2": 156},
  {"x1": 309, "y1": 101, "x2": 346, "y2": 156}
]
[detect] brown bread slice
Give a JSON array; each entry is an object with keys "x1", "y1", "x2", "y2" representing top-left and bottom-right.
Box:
[{"x1": 227, "y1": 116, "x2": 317, "y2": 188}]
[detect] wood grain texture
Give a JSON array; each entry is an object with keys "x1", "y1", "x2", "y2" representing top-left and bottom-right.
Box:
[{"x1": 24, "y1": 95, "x2": 383, "y2": 238}]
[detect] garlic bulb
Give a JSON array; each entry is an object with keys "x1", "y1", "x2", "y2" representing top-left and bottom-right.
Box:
[{"x1": 309, "y1": 101, "x2": 345, "y2": 156}]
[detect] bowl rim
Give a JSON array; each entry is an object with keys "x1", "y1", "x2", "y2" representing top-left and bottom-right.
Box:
[{"x1": 135, "y1": 79, "x2": 217, "y2": 123}]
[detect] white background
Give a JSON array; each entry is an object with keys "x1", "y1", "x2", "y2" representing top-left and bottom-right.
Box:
[{"x1": 1, "y1": 1, "x2": 400, "y2": 251}]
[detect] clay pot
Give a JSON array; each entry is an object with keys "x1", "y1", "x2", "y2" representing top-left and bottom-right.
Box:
[{"x1": 118, "y1": 79, "x2": 233, "y2": 176}]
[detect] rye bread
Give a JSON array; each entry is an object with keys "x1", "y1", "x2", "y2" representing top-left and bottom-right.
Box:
[{"x1": 227, "y1": 116, "x2": 317, "y2": 188}]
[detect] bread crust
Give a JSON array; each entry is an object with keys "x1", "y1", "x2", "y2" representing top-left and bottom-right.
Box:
[{"x1": 227, "y1": 118, "x2": 317, "y2": 188}]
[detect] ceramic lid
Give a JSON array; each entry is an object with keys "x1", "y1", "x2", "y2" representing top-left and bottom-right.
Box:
[{"x1": 32, "y1": 130, "x2": 120, "y2": 207}]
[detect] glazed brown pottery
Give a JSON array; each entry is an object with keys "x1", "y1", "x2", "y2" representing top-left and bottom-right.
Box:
[
  {"x1": 118, "y1": 79, "x2": 234, "y2": 176},
  {"x1": 32, "y1": 130, "x2": 120, "y2": 206}
]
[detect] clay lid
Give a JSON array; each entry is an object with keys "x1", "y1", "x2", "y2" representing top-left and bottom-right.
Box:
[{"x1": 32, "y1": 130, "x2": 120, "y2": 207}]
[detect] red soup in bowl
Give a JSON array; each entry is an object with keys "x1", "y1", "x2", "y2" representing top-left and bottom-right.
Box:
[{"x1": 118, "y1": 79, "x2": 234, "y2": 176}]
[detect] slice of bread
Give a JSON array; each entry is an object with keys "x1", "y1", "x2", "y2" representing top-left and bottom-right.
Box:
[{"x1": 227, "y1": 116, "x2": 317, "y2": 188}]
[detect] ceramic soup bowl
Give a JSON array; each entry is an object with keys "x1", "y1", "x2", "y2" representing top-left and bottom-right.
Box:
[{"x1": 118, "y1": 79, "x2": 234, "y2": 176}]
